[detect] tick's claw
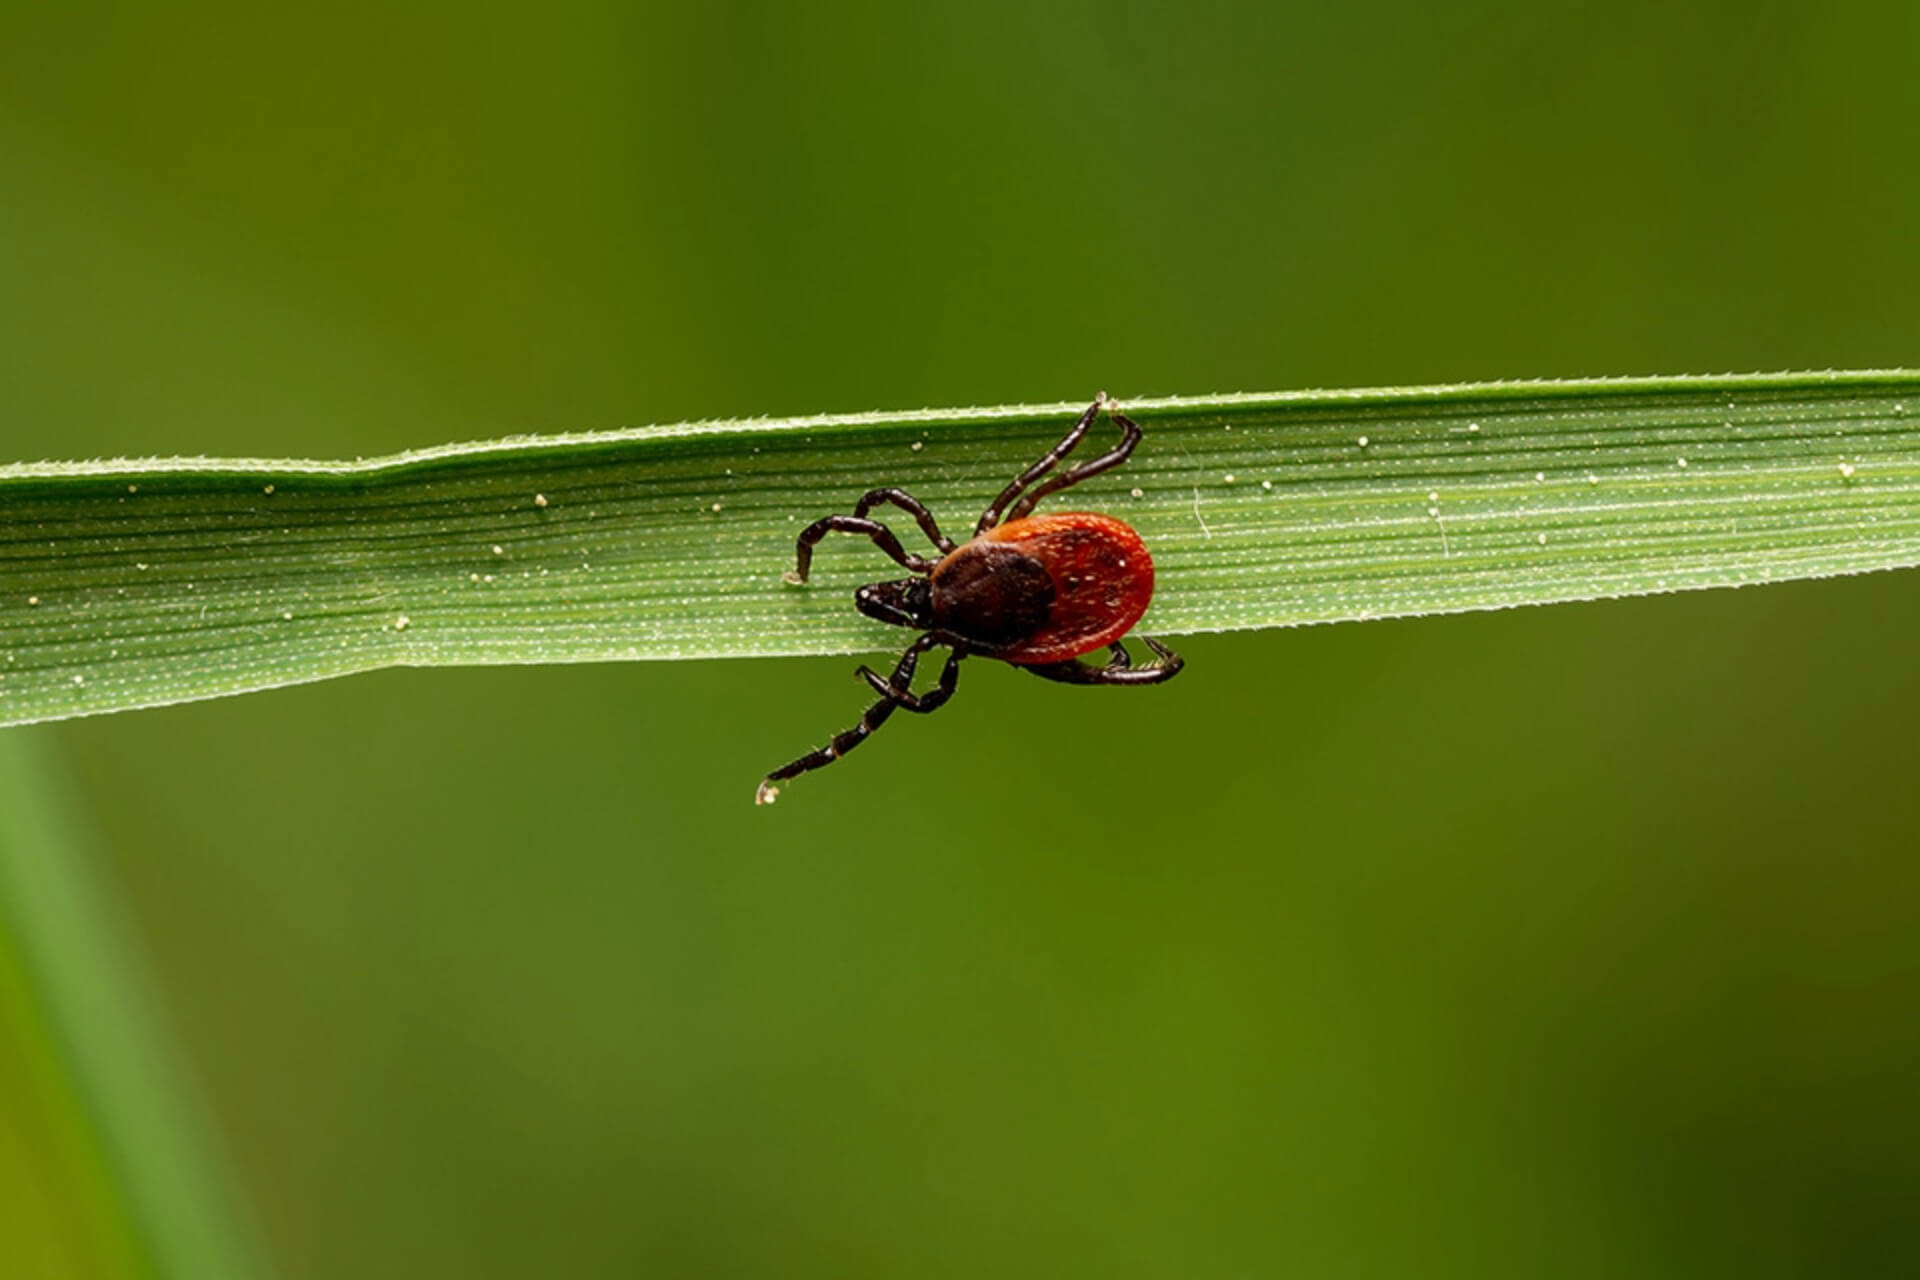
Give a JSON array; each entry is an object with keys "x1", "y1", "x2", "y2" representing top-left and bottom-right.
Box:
[
  {"x1": 755, "y1": 780, "x2": 780, "y2": 805},
  {"x1": 781, "y1": 569, "x2": 807, "y2": 586}
]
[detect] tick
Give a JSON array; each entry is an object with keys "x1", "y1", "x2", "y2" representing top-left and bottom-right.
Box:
[{"x1": 757, "y1": 394, "x2": 1183, "y2": 804}]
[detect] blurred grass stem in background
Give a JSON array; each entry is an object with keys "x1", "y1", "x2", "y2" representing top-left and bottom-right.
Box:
[{"x1": 0, "y1": 734, "x2": 259, "y2": 1277}]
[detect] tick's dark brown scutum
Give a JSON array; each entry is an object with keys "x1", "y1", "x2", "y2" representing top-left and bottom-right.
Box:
[{"x1": 929, "y1": 542, "x2": 1054, "y2": 648}]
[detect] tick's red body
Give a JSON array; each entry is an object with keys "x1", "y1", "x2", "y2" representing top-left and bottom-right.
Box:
[
  {"x1": 937, "y1": 513, "x2": 1154, "y2": 663},
  {"x1": 758, "y1": 395, "x2": 1181, "y2": 804}
]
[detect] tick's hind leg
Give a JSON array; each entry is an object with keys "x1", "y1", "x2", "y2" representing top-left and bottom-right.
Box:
[
  {"x1": 975, "y1": 395, "x2": 1108, "y2": 534},
  {"x1": 1004, "y1": 411, "x2": 1143, "y2": 523},
  {"x1": 785, "y1": 514, "x2": 936, "y2": 585},
  {"x1": 1021, "y1": 635, "x2": 1183, "y2": 686},
  {"x1": 756, "y1": 637, "x2": 953, "y2": 804}
]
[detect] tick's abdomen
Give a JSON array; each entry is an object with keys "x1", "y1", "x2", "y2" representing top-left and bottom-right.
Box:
[{"x1": 933, "y1": 512, "x2": 1155, "y2": 663}]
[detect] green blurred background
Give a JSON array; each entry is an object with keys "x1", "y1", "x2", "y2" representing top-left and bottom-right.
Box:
[{"x1": 5, "y1": 2, "x2": 1920, "y2": 1275}]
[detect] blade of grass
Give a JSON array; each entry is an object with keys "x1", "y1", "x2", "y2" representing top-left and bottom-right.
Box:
[
  {"x1": 3, "y1": 371, "x2": 1919, "y2": 727},
  {"x1": 0, "y1": 732, "x2": 264, "y2": 1276}
]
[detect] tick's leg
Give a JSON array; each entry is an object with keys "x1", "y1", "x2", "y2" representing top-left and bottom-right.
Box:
[
  {"x1": 1020, "y1": 635, "x2": 1183, "y2": 686},
  {"x1": 1004, "y1": 411, "x2": 1143, "y2": 522},
  {"x1": 853, "y1": 488, "x2": 956, "y2": 554},
  {"x1": 975, "y1": 395, "x2": 1107, "y2": 535},
  {"x1": 756, "y1": 637, "x2": 949, "y2": 804},
  {"x1": 857, "y1": 643, "x2": 964, "y2": 711},
  {"x1": 785, "y1": 515, "x2": 936, "y2": 585}
]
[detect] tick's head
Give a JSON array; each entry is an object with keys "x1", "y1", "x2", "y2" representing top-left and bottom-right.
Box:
[{"x1": 855, "y1": 577, "x2": 933, "y2": 630}]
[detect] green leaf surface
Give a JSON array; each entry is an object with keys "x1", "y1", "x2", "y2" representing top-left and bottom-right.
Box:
[{"x1": 4, "y1": 371, "x2": 1919, "y2": 727}]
